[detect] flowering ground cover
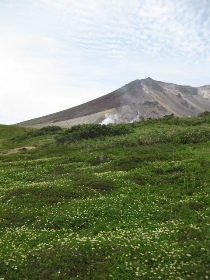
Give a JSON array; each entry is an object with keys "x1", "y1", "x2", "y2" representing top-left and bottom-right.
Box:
[{"x1": 0, "y1": 115, "x2": 210, "y2": 279}]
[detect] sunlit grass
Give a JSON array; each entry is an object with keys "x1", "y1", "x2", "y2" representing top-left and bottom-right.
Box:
[{"x1": 0, "y1": 116, "x2": 210, "y2": 279}]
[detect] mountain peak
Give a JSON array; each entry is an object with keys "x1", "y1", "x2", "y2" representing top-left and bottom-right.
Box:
[
  {"x1": 16, "y1": 79, "x2": 210, "y2": 128},
  {"x1": 143, "y1": 77, "x2": 154, "y2": 81}
]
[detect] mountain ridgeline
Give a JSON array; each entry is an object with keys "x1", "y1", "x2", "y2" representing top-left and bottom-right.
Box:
[{"x1": 16, "y1": 77, "x2": 210, "y2": 128}]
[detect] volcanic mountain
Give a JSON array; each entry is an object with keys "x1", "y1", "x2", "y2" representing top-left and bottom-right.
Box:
[{"x1": 17, "y1": 78, "x2": 210, "y2": 127}]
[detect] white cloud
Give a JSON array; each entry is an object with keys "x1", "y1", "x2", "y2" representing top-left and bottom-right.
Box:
[{"x1": 43, "y1": 0, "x2": 210, "y2": 61}]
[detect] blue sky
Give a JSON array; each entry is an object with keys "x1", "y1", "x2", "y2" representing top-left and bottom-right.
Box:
[{"x1": 1, "y1": 0, "x2": 210, "y2": 124}]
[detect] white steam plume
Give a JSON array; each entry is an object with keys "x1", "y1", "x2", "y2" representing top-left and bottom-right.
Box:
[{"x1": 100, "y1": 114, "x2": 119, "y2": 125}]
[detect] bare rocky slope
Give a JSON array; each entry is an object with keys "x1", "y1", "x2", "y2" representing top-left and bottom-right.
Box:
[{"x1": 16, "y1": 78, "x2": 210, "y2": 128}]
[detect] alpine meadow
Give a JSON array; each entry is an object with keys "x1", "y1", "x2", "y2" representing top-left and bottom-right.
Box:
[{"x1": 0, "y1": 113, "x2": 210, "y2": 280}]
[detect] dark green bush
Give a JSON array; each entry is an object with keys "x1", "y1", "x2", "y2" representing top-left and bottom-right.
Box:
[
  {"x1": 55, "y1": 123, "x2": 133, "y2": 144},
  {"x1": 178, "y1": 128, "x2": 210, "y2": 144},
  {"x1": 30, "y1": 126, "x2": 62, "y2": 137},
  {"x1": 198, "y1": 111, "x2": 210, "y2": 117}
]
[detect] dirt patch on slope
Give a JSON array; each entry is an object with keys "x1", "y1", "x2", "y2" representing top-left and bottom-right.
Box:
[{"x1": 0, "y1": 146, "x2": 36, "y2": 155}]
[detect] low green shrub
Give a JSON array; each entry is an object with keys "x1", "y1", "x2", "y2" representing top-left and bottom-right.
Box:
[
  {"x1": 55, "y1": 123, "x2": 133, "y2": 144},
  {"x1": 198, "y1": 111, "x2": 210, "y2": 117},
  {"x1": 30, "y1": 126, "x2": 62, "y2": 137}
]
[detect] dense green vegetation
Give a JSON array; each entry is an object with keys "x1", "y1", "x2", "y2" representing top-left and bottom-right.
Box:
[
  {"x1": 0, "y1": 114, "x2": 210, "y2": 279},
  {"x1": 55, "y1": 123, "x2": 134, "y2": 144}
]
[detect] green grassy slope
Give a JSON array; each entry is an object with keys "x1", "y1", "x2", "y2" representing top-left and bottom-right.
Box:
[{"x1": 0, "y1": 115, "x2": 210, "y2": 279}]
